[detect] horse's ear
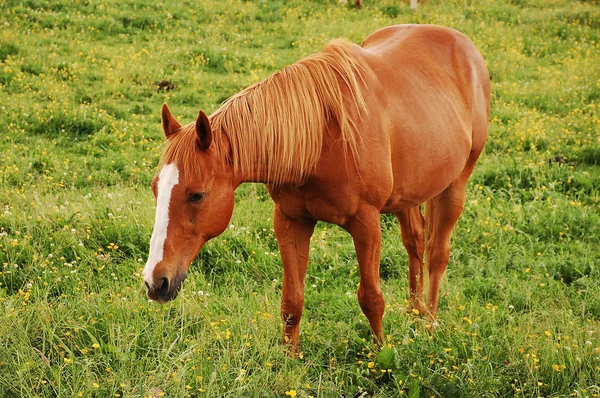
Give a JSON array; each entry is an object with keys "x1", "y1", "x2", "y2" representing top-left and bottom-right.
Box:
[
  {"x1": 161, "y1": 103, "x2": 181, "y2": 139},
  {"x1": 195, "y1": 110, "x2": 212, "y2": 151}
]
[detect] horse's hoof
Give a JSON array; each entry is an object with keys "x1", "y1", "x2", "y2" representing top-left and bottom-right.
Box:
[{"x1": 405, "y1": 302, "x2": 427, "y2": 317}]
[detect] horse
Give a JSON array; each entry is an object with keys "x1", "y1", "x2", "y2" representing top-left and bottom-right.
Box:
[{"x1": 142, "y1": 24, "x2": 490, "y2": 354}]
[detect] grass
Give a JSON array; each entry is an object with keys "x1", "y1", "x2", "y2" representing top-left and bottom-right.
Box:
[{"x1": 1, "y1": 0, "x2": 599, "y2": 396}]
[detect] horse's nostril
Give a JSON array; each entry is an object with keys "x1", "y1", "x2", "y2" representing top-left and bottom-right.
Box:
[
  {"x1": 157, "y1": 277, "x2": 169, "y2": 296},
  {"x1": 157, "y1": 277, "x2": 167, "y2": 289}
]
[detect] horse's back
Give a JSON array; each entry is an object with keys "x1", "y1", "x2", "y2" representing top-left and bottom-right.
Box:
[
  {"x1": 362, "y1": 25, "x2": 487, "y2": 81},
  {"x1": 354, "y1": 25, "x2": 490, "y2": 211},
  {"x1": 360, "y1": 24, "x2": 489, "y2": 132}
]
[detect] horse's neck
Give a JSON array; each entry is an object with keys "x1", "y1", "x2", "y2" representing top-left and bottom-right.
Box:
[
  {"x1": 233, "y1": 160, "x2": 299, "y2": 186},
  {"x1": 224, "y1": 132, "x2": 304, "y2": 187}
]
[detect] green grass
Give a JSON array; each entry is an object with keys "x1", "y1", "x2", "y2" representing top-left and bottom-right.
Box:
[{"x1": 1, "y1": 0, "x2": 599, "y2": 396}]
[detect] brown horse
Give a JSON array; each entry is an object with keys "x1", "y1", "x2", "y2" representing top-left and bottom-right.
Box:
[{"x1": 142, "y1": 24, "x2": 490, "y2": 353}]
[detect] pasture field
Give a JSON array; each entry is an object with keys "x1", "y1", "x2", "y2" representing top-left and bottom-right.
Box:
[{"x1": 1, "y1": 0, "x2": 599, "y2": 396}]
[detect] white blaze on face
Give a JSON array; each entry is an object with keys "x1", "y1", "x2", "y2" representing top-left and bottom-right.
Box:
[{"x1": 143, "y1": 163, "x2": 180, "y2": 288}]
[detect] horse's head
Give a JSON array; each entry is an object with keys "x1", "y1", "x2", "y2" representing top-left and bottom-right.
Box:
[{"x1": 143, "y1": 104, "x2": 235, "y2": 303}]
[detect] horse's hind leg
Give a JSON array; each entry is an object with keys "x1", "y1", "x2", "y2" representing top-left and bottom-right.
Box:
[
  {"x1": 274, "y1": 207, "x2": 316, "y2": 355},
  {"x1": 425, "y1": 175, "x2": 471, "y2": 318},
  {"x1": 345, "y1": 204, "x2": 385, "y2": 343},
  {"x1": 396, "y1": 207, "x2": 426, "y2": 315}
]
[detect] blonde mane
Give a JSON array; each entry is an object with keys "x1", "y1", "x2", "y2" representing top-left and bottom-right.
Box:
[{"x1": 161, "y1": 39, "x2": 367, "y2": 184}]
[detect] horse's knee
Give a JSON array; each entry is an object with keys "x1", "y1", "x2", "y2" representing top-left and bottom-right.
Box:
[
  {"x1": 398, "y1": 210, "x2": 425, "y2": 258},
  {"x1": 428, "y1": 241, "x2": 450, "y2": 269},
  {"x1": 402, "y1": 235, "x2": 424, "y2": 258},
  {"x1": 357, "y1": 287, "x2": 385, "y2": 318},
  {"x1": 281, "y1": 298, "x2": 304, "y2": 327}
]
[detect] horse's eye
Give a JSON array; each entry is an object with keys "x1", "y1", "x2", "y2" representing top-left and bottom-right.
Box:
[{"x1": 189, "y1": 192, "x2": 205, "y2": 203}]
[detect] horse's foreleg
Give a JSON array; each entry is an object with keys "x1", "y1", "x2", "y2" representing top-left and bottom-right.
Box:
[
  {"x1": 396, "y1": 207, "x2": 426, "y2": 316},
  {"x1": 346, "y1": 205, "x2": 385, "y2": 344},
  {"x1": 274, "y1": 207, "x2": 316, "y2": 356}
]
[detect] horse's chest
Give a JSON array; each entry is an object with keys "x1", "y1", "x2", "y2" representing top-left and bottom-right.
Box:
[
  {"x1": 304, "y1": 196, "x2": 355, "y2": 226},
  {"x1": 271, "y1": 186, "x2": 360, "y2": 227}
]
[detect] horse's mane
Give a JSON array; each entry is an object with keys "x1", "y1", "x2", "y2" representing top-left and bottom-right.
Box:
[{"x1": 161, "y1": 39, "x2": 367, "y2": 184}]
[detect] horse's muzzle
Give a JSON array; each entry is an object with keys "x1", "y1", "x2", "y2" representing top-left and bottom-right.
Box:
[{"x1": 145, "y1": 273, "x2": 187, "y2": 303}]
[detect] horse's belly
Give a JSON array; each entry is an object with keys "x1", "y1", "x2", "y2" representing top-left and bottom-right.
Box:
[
  {"x1": 381, "y1": 178, "x2": 449, "y2": 213},
  {"x1": 381, "y1": 174, "x2": 449, "y2": 213},
  {"x1": 380, "y1": 195, "x2": 419, "y2": 213},
  {"x1": 380, "y1": 170, "x2": 459, "y2": 213},
  {"x1": 381, "y1": 125, "x2": 472, "y2": 213}
]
